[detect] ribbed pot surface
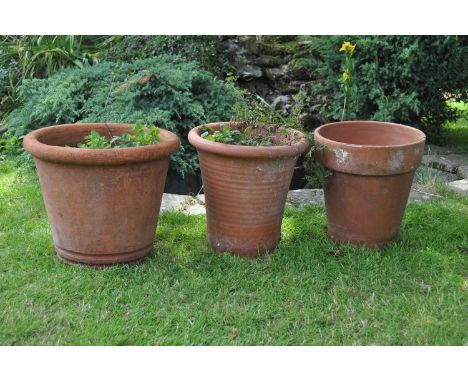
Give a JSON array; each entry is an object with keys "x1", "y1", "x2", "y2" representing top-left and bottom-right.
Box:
[{"x1": 189, "y1": 122, "x2": 309, "y2": 257}]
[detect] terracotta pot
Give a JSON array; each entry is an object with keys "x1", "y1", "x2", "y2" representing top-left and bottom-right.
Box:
[
  {"x1": 23, "y1": 123, "x2": 180, "y2": 266},
  {"x1": 188, "y1": 122, "x2": 309, "y2": 258},
  {"x1": 314, "y1": 121, "x2": 425, "y2": 247}
]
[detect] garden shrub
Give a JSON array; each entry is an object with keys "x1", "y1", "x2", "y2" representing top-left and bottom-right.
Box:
[
  {"x1": 0, "y1": 35, "x2": 117, "y2": 118},
  {"x1": 310, "y1": 35, "x2": 468, "y2": 142},
  {"x1": 4, "y1": 56, "x2": 236, "y2": 176},
  {"x1": 105, "y1": 36, "x2": 230, "y2": 79}
]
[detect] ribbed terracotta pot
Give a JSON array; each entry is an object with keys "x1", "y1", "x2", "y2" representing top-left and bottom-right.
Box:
[
  {"x1": 314, "y1": 121, "x2": 425, "y2": 248},
  {"x1": 23, "y1": 123, "x2": 180, "y2": 266},
  {"x1": 188, "y1": 122, "x2": 309, "y2": 258}
]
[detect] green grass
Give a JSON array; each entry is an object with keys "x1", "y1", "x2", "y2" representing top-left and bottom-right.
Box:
[
  {"x1": 0, "y1": 160, "x2": 467, "y2": 345},
  {"x1": 445, "y1": 100, "x2": 468, "y2": 152}
]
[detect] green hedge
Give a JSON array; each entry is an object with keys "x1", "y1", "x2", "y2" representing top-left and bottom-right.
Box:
[
  {"x1": 0, "y1": 35, "x2": 118, "y2": 119},
  {"x1": 4, "y1": 56, "x2": 236, "y2": 176},
  {"x1": 311, "y1": 35, "x2": 468, "y2": 141},
  {"x1": 105, "y1": 36, "x2": 229, "y2": 79}
]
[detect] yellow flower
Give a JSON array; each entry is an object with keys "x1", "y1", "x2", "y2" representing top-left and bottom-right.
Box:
[
  {"x1": 342, "y1": 70, "x2": 350, "y2": 82},
  {"x1": 339, "y1": 41, "x2": 356, "y2": 55}
]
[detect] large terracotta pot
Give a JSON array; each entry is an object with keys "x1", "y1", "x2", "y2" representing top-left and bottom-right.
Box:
[
  {"x1": 314, "y1": 121, "x2": 425, "y2": 248},
  {"x1": 188, "y1": 122, "x2": 309, "y2": 258},
  {"x1": 23, "y1": 123, "x2": 180, "y2": 266}
]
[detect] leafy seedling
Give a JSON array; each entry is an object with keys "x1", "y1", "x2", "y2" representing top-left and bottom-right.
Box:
[
  {"x1": 78, "y1": 130, "x2": 111, "y2": 149},
  {"x1": 78, "y1": 124, "x2": 160, "y2": 149}
]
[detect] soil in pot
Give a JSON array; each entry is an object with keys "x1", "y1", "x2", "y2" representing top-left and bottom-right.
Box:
[
  {"x1": 188, "y1": 122, "x2": 309, "y2": 258},
  {"x1": 23, "y1": 123, "x2": 180, "y2": 266},
  {"x1": 314, "y1": 121, "x2": 426, "y2": 248}
]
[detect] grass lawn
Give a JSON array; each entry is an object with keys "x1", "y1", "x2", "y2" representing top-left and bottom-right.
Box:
[
  {"x1": 445, "y1": 100, "x2": 468, "y2": 152},
  {"x1": 0, "y1": 160, "x2": 467, "y2": 345}
]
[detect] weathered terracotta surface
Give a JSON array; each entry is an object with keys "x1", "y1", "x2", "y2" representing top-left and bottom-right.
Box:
[
  {"x1": 188, "y1": 122, "x2": 309, "y2": 258},
  {"x1": 315, "y1": 121, "x2": 425, "y2": 247},
  {"x1": 23, "y1": 123, "x2": 180, "y2": 266}
]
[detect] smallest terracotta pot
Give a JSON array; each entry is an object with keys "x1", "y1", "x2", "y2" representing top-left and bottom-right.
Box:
[{"x1": 315, "y1": 121, "x2": 425, "y2": 248}]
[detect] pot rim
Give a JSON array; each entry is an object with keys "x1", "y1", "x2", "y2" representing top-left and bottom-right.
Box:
[
  {"x1": 314, "y1": 120, "x2": 426, "y2": 149},
  {"x1": 314, "y1": 120, "x2": 426, "y2": 176},
  {"x1": 188, "y1": 122, "x2": 309, "y2": 158},
  {"x1": 23, "y1": 122, "x2": 180, "y2": 166}
]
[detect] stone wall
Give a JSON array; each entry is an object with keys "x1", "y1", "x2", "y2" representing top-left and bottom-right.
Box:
[{"x1": 221, "y1": 35, "x2": 328, "y2": 130}]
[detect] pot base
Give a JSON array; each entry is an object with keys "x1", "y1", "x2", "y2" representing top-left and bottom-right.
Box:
[
  {"x1": 328, "y1": 231, "x2": 398, "y2": 249},
  {"x1": 208, "y1": 237, "x2": 278, "y2": 258},
  {"x1": 55, "y1": 243, "x2": 153, "y2": 266}
]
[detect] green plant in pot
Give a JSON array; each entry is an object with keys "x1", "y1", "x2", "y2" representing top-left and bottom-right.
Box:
[
  {"x1": 23, "y1": 122, "x2": 180, "y2": 266},
  {"x1": 188, "y1": 90, "x2": 309, "y2": 258}
]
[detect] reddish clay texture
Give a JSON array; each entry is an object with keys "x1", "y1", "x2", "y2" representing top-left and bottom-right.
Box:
[
  {"x1": 189, "y1": 122, "x2": 309, "y2": 258},
  {"x1": 23, "y1": 123, "x2": 180, "y2": 266},
  {"x1": 314, "y1": 121, "x2": 425, "y2": 248}
]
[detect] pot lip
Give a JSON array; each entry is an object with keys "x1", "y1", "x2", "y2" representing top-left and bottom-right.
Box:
[
  {"x1": 314, "y1": 120, "x2": 426, "y2": 149},
  {"x1": 188, "y1": 121, "x2": 310, "y2": 159},
  {"x1": 23, "y1": 122, "x2": 180, "y2": 166}
]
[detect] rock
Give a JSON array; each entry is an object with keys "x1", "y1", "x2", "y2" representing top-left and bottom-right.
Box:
[
  {"x1": 280, "y1": 80, "x2": 304, "y2": 94},
  {"x1": 276, "y1": 35, "x2": 297, "y2": 43},
  {"x1": 285, "y1": 188, "x2": 442, "y2": 209},
  {"x1": 264, "y1": 66, "x2": 287, "y2": 81},
  {"x1": 180, "y1": 203, "x2": 206, "y2": 215},
  {"x1": 178, "y1": 195, "x2": 206, "y2": 215},
  {"x1": 408, "y1": 189, "x2": 444, "y2": 202},
  {"x1": 289, "y1": 69, "x2": 312, "y2": 81},
  {"x1": 195, "y1": 194, "x2": 205, "y2": 203},
  {"x1": 458, "y1": 165, "x2": 468, "y2": 179},
  {"x1": 240, "y1": 79, "x2": 273, "y2": 98},
  {"x1": 254, "y1": 55, "x2": 286, "y2": 67},
  {"x1": 254, "y1": 37, "x2": 299, "y2": 56},
  {"x1": 238, "y1": 37, "x2": 257, "y2": 54},
  {"x1": 223, "y1": 39, "x2": 241, "y2": 54},
  {"x1": 288, "y1": 59, "x2": 314, "y2": 80},
  {"x1": 160, "y1": 194, "x2": 192, "y2": 212},
  {"x1": 448, "y1": 179, "x2": 468, "y2": 195},
  {"x1": 271, "y1": 95, "x2": 292, "y2": 111},
  {"x1": 415, "y1": 165, "x2": 460, "y2": 183},
  {"x1": 160, "y1": 193, "x2": 206, "y2": 215},
  {"x1": 237, "y1": 64, "x2": 263, "y2": 80},
  {"x1": 161, "y1": 185, "x2": 444, "y2": 216},
  {"x1": 424, "y1": 144, "x2": 454, "y2": 155},
  {"x1": 219, "y1": 35, "x2": 322, "y2": 128},
  {"x1": 286, "y1": 189, "x2": 324, "y2": 207},
  {"x1": 422, "y1": 153, "x2": 468, "y2": 178},
  {"x1": 416, "y1": 150, "x2": 468, "y2": 196}
]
